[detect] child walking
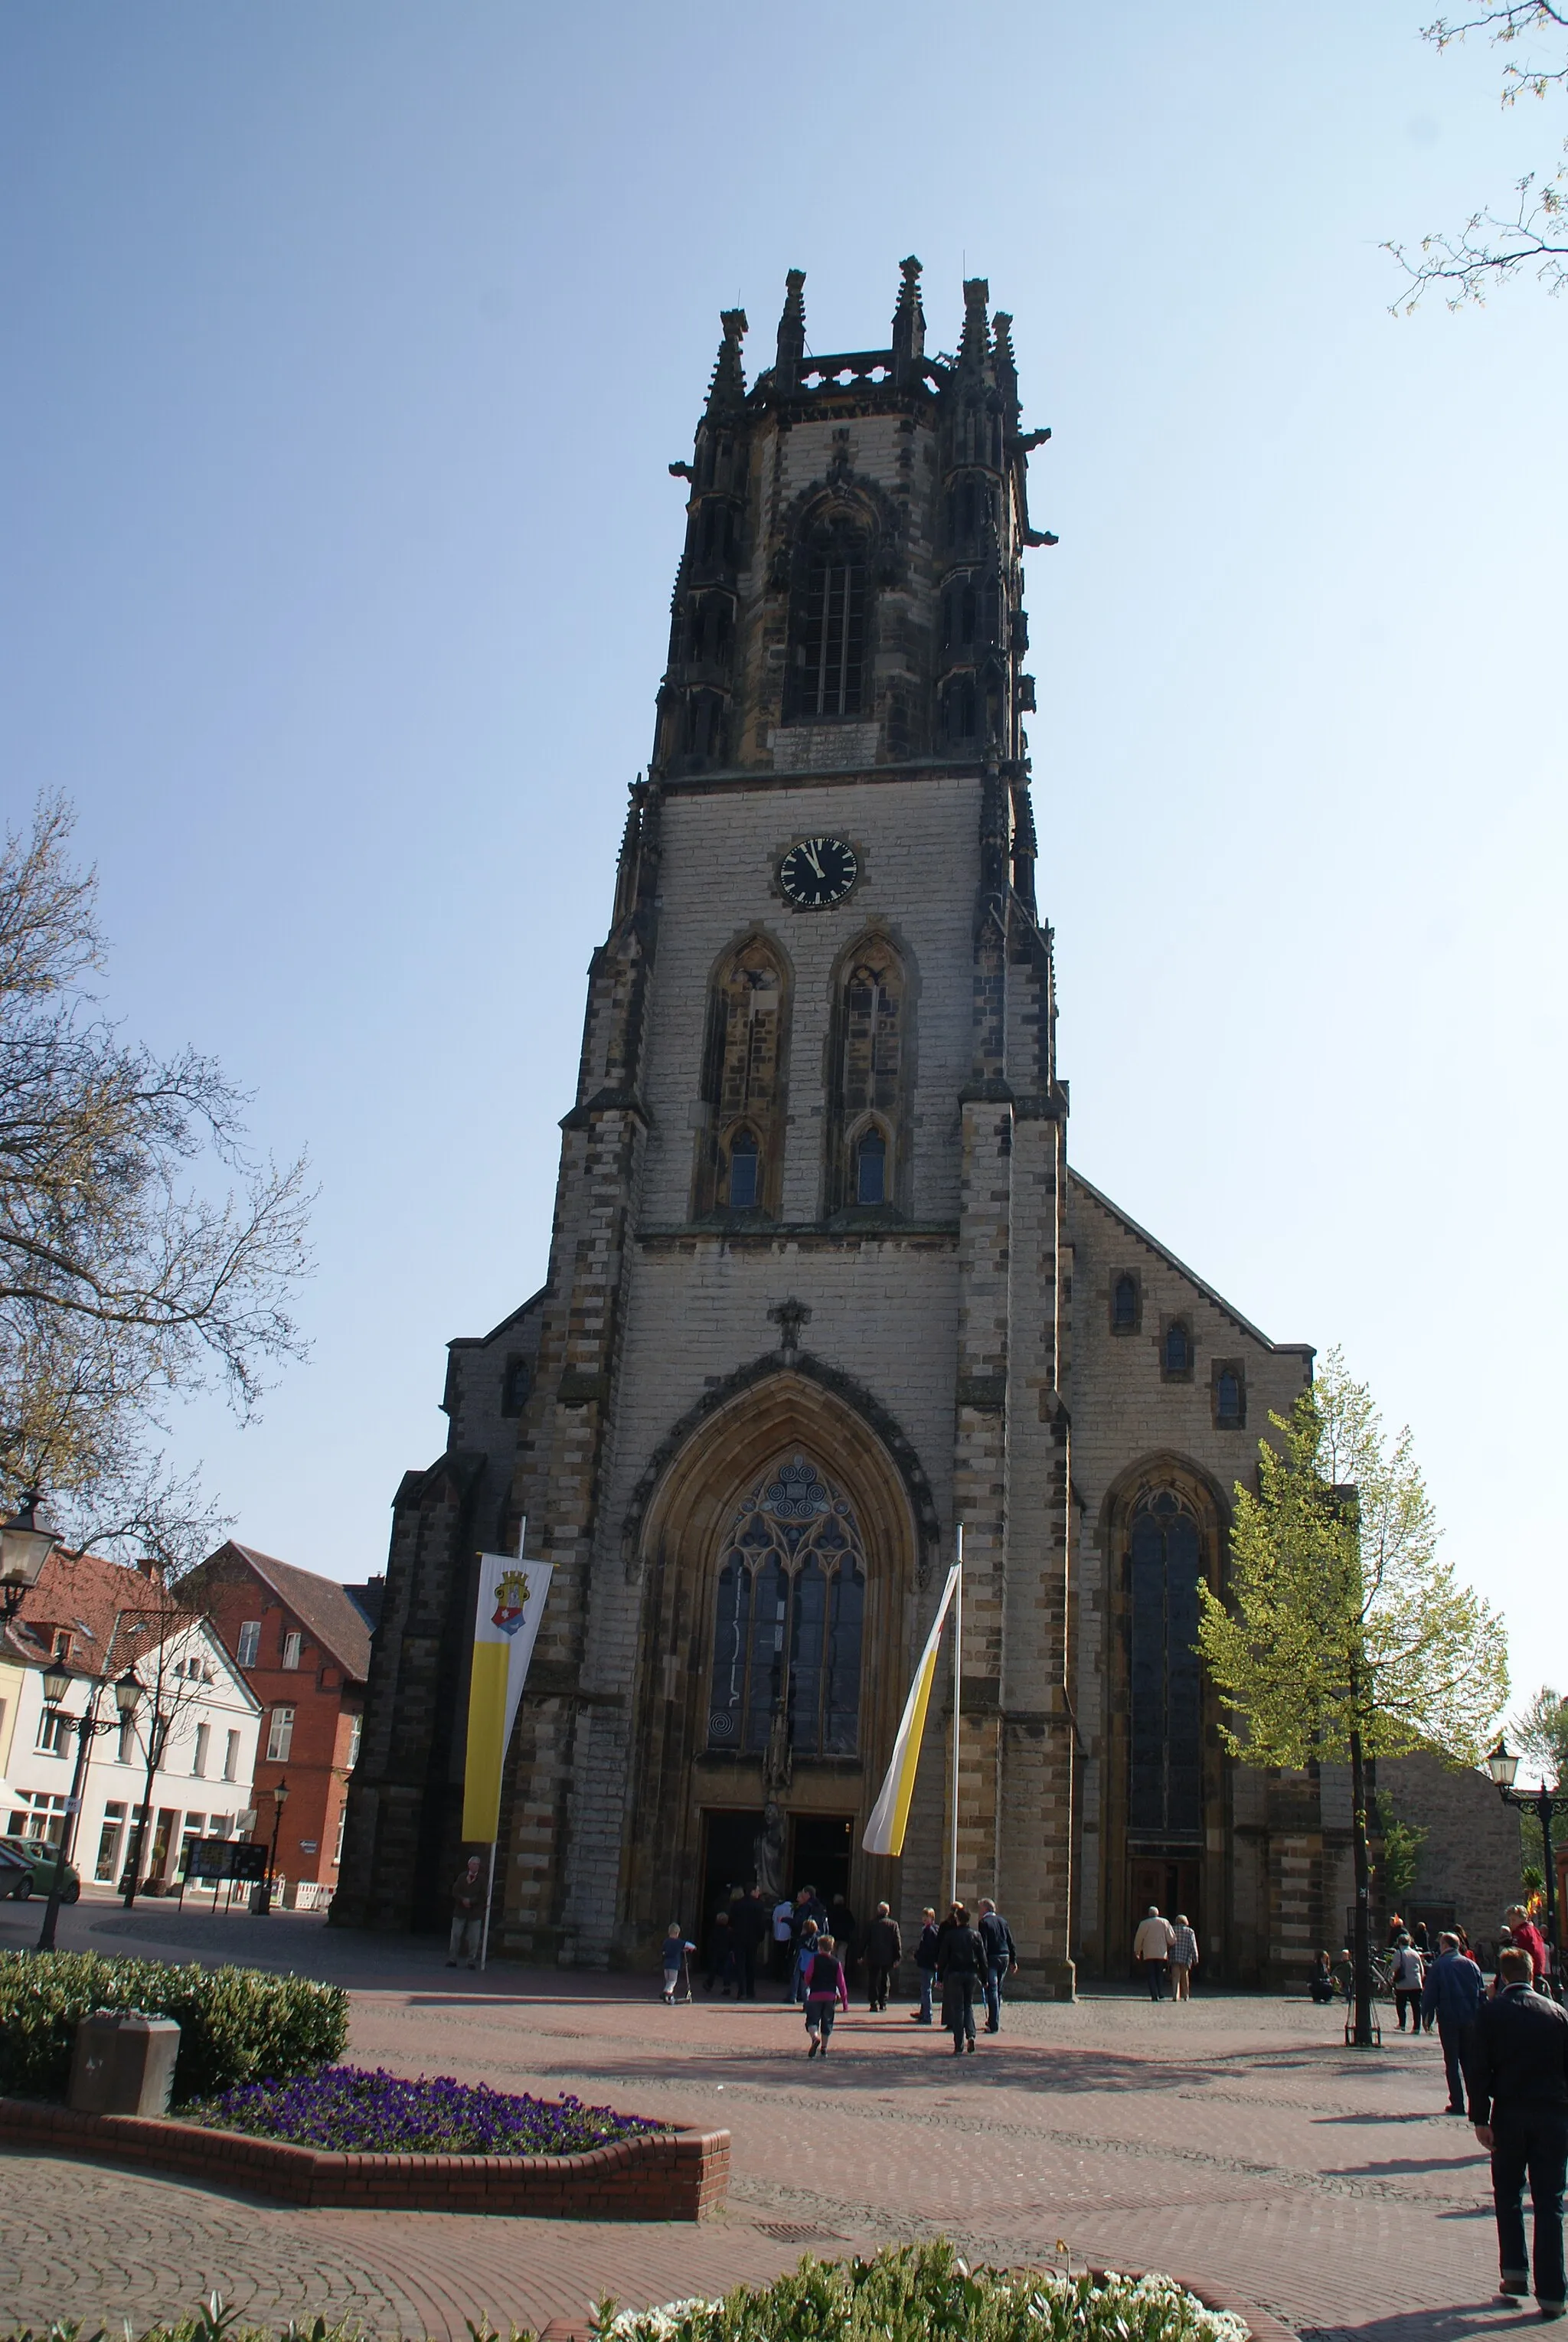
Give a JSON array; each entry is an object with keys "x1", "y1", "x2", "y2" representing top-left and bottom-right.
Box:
[
  {"x1": 804, "y1": 1932, "x2": 850, "y2": 2056},
  {"x1": 662, "y1": 1922, "x2": 694, "y2": 2004}
]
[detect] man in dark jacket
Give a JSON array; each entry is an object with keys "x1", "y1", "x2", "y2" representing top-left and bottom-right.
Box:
[
  {"x1": 730, "y1": 1884, "x2": 769, "y2": 2001},
  {"x1": 910, "y1": 1906, "x2": 939, "y2": 2024},
  {"x1": 1423, "y1": 1931, "x2": 1485, "y2": 2114},
  {"x1": 862, "y1": 1902, "x2": 902, "y2": 2010},
  {"x1": 937, "y1": 1903, "x2": 988, "y2": 2054},
  {"x1": 1465, "y1": 1945, "x2": 1568, "y2": 2316},
  {"x1": 978, "y1": 1897, "x2": 1019, "y2": 2033}
]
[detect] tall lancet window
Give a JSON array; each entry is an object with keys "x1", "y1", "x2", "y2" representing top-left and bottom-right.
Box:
[
  {"x1": 1128, "y1": 1491, "x2": 1204, "y2": 1838},
  {"x1": 694, "y1": 936, "x2": 789, "y2": 1218},
  {"x1": 826, "y1": 936, "x2": 906, "y2": 1213},
  {"x1": 786, "y1": 514, "x2": 869, "y2": 720},
  {"x1": 707, "y1": 1458, "x2": 867, "y2": 1757}
]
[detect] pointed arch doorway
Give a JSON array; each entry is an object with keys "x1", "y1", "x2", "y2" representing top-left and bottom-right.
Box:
[{"x1": 620, "y1": 1367, "x2": 924, "y2": 1970}]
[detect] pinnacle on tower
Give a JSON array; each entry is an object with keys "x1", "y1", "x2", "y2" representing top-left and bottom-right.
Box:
[
  {"x1": 958, "y1": 276, "x2": 991, "y2": 374},
  {"x1": 704, "y1": 309, "x2": 749, "y2": 417},
  {"x1": 891, "y1": 255, "x2": 925, "y2": 378},
  {"x1": 991, "y1": 311, "x2": 1020, "y2": 422},
  {"x1": 775, "y1": 268, "x2": 806, "y2": 380}
]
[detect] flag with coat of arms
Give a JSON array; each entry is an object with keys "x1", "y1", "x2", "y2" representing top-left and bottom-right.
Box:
[{"x1": 460, "y1": 1538, "x2": 554, "y2": 1843}]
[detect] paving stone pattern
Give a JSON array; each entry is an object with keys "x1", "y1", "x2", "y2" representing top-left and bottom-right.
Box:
[{"x1": 0, "y1": 1902, "x2": 1540, "y2": 2342}]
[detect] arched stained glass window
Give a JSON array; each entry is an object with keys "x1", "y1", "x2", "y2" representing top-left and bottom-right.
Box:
[
  {"x1": 854, "y1": 1125, "x2": 887, "y2": 1206},
  {"x1": 706, "y1": 1457, "x2": 867, "y2": 1757},
  {"x1": 1216, "y1": 1369, "x2": 1243, "y2": 1429},
  {"x1": 788, "y1": 517, "x2": 868, "y2": 720},
  {"x1": 1112, "y1": 1273, "x2": 1138, "y2": 1332},
  {"x1": 1164, "y1": 1321, "x2": 1191, "y2": 1378},
  {"x1": 727, "y1": 1127, "x2": 760, "y2": 1210},
  {"x1": 1129, "y1": 1491, "x2": 1203, "y2": 1836}
]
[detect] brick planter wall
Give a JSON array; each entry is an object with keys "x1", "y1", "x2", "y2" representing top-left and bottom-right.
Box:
[{"x1": 0, "y1": 2096, "x2": 729, "y2": 2219}]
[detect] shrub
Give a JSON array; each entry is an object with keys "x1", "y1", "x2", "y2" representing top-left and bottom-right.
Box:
[
  {"x1": 596, "y1": 2244, "x2": 1253, "y2": 2342},
  {"x1": 186, "y1": 2066, "x2": 663, "y2": 2154},
  {"x1": 0, "y1": 1950, "x2": 348, "y2": 2105}
]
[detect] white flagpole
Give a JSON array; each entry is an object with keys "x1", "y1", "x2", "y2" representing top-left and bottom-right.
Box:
[{"x1": 950, "y1": 1521, "x2": 963, "y2": 1907}]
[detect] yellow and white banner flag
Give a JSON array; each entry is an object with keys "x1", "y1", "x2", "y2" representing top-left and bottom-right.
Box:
[
  {"x1": 862, "y1": 1561, "x2": 961, "y2": 1858},
  {"x1": 460, "y1": 1541, "x2": 554, "y2": 1844}
]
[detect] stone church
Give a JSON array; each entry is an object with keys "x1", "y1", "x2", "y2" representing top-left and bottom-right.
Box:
[{"x1": 335, "y1": 260, "x2": 1341, "y2": 1990}]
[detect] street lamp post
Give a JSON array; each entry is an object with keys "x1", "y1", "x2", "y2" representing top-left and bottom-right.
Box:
[
  {"x1": 258, "y1": 1776, "x2": 289, "y2": 1916},
  {"x1": 36, "y1": 1666, "x2": 143, "y2": 1953},
  {"x1": 1, "y1": 1492, "x2": 56, "y2": 1620},
  {"x1": 1488, "y1": 1737, "x2": 1566, "y2": 1987}
]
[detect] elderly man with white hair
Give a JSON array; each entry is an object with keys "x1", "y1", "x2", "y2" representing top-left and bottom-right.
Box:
[{"x1": 1133, "y1": 1904, "x2": 1176, "y2": 2001}]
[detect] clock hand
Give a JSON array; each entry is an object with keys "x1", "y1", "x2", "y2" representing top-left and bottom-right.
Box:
[{"x1": 802, "y1": 843, "x2": 825, "y2": 877}]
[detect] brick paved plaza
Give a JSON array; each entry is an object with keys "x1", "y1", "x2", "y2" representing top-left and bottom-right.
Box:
[{"x1": 0, "y1": 1895, "x2": 1540, "y2": 2342}]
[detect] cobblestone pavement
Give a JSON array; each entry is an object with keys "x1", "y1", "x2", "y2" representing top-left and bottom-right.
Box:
[{"x1": 0, "y1": 1898, "x2": 1542, "y2": 2342}]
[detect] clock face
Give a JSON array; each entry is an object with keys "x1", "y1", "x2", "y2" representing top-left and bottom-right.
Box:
[{"x1": 778, "y1": 835, "x2": 859, "y2": 910}]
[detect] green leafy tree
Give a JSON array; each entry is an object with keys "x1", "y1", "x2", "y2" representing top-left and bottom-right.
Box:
[
  {"x1": 1371, "y1": 1794, "x2": 1429, "y2": 1913},
  {"x1": 1197, "y1": 1350, "x2": 1509, "y2": 2044},
  {"x1": 1388, "y1": 5, "x2": 1568, "y2": 308}
]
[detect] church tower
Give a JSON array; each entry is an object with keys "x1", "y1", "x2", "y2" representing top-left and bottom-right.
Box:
[{"x1": 337, "y1": 262, "x2": 1319, "y2": 1991}]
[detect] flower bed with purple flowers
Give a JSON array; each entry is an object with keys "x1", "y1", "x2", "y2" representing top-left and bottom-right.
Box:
[{"x1": 185, "y1": 2065, "x2": 665, "y2": 2157}]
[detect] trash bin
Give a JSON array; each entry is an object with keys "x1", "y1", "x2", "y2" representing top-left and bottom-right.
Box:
[{"x1": 68, "y1": 2010, "x2": 180, "y2": 2116}]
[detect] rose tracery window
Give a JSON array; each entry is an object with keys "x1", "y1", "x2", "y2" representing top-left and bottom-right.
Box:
[{"x1": 707, "y1": 1457, "x2": 866, "y2": 1757}]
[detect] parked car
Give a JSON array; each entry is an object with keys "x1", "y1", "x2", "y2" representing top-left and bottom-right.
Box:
[{"x1": 0, "y1": 1838, "x2": 82, "y2": 1902}]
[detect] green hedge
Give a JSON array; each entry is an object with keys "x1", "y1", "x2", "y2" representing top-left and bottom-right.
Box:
[{"x1": 0, "y1": 1950, "x2": 348, "y2": 2105}]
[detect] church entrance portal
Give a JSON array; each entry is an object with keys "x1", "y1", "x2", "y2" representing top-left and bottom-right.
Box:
[
  {"x1": 1129, "y1": 1855, "x2": 1199, "y2": 1976},
  {"x1": 700, "y1": 1807, "x2": 764, "y2": 1937},
  {"x1": 790, "y1": 1813, "x2": 854, "y2": 1911}
]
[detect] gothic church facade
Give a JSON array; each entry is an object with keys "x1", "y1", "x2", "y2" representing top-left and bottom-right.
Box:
[{"x1": 335, "y1": 263, "x2": 1322, "y2": 1988}]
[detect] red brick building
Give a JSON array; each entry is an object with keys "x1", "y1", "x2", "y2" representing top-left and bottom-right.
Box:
[{"x1": 186, "y1": 1543, "x2": 371, "y2": 1893}]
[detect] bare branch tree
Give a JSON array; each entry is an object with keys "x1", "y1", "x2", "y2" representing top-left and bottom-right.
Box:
[
  {"x1": 1387, "y1": 5, "x2": 1568, "y2": 306},
  {"x1": 0, "y1": 796, "x2": 314, "y2": 1561}
]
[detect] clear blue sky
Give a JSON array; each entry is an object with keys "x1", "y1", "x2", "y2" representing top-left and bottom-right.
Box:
[{"x1": 4, "y1": 2, "x2": 1562, "y2": 1717}]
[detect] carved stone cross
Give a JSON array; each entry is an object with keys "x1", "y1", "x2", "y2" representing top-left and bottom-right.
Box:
[{"x1": 767, "y1": 1295, "x2": 812, "y2": 1356}]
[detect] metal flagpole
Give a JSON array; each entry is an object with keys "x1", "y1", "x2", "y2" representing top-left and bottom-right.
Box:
[
  {"x1": 479, "y1": 1839, "x2": 498, "y2": 1973},
  {"x1": 950, "y1": 1522, "x2": 962, "y2": 1907}
]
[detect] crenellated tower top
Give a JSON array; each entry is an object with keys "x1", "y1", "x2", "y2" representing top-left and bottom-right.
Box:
[{"x1": 652, "y1": 260, "x2": 1055, "y2": 795}]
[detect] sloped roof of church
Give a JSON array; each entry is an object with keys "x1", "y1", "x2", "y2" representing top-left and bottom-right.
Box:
[{"x1": 1067, "y1": 1168, "x2": 1315, "y2": 1357}]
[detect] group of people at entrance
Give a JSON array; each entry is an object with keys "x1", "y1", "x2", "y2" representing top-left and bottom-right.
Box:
[{"x1": 667, "y1": 1880, "x2": 1020, "y2": 2054}]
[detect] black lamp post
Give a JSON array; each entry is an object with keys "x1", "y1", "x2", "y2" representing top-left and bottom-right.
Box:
[
  {"x1": 1, "y1": 1492, "x2": 56, "y2": 1620},
  {"x1": 36, "y1": 1664, "x2": 143, "y2": 1953},
  {"x1": 1488, "y1": 1736, "x2": 1566, "y2": 1983},
  {"x1": 258, "y1": 1775, "x2": 289, "y2": 1915}
]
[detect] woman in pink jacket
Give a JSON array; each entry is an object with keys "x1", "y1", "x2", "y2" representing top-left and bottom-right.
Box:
[{"x1": 805, "y1": 1932, "x2": 851, "y2": 2056}]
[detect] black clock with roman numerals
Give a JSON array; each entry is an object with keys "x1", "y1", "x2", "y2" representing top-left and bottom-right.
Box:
[{"x1": 778, "y1": 835, "x2": 859, "y2": 909}]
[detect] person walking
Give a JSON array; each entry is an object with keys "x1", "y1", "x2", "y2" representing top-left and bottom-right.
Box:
[
  {"x1": 704, "y1": 1905, "x2": 737, "y2": 1995},
  {"x1": 938, "y1": 1902, "x2": 988, "y2": 2055},
  {"x1": 911, "y1": 1906, "x2": 939, "y2": 2024},
  {"x1": 804, "y1": 1932, "x2": 850, "y2": 2056},
  {"x1": 1391, "y1": 1932, "x2": 1426, "y2": 2032},
  {"x1": 792, "y1": 1917, "x2": 820, "y2": 2005},
  {"x1": 1508, "y1": 1907, "x2": 1553, "y2": 1996},
  {"x1": 770, "y1": 1892, "x2": 794, "y2": 1988},
  {"x1": 1168, "y1": 1913, "x2": 1199, "y2": 2001},
  {"x1": 1423, "y1": 1929, "x2": 1485, "y2": 2113},
  {"x1": 977, "y1": 1898, "x2": 1018, "y2": 2033},
  {"x1": 862, "y1": 1901, "x2": 902, "y2": 2011},
  {"x1": 1465, "y1": 1943, "x2": 1568, "y2": 2318},
  {"x1": 730, "y1": 1883, "x2": 767, "y2": 2001},
  {"x1": 662, "y1": 1922, "x2": 694, "y2": 2003},
  {"x1": 1134, "y1": 1906, "x2": 1175, "y2": 2001},
  {"x1": 446, "y1": 1855, "x2": 485, "y2": 1969}
]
